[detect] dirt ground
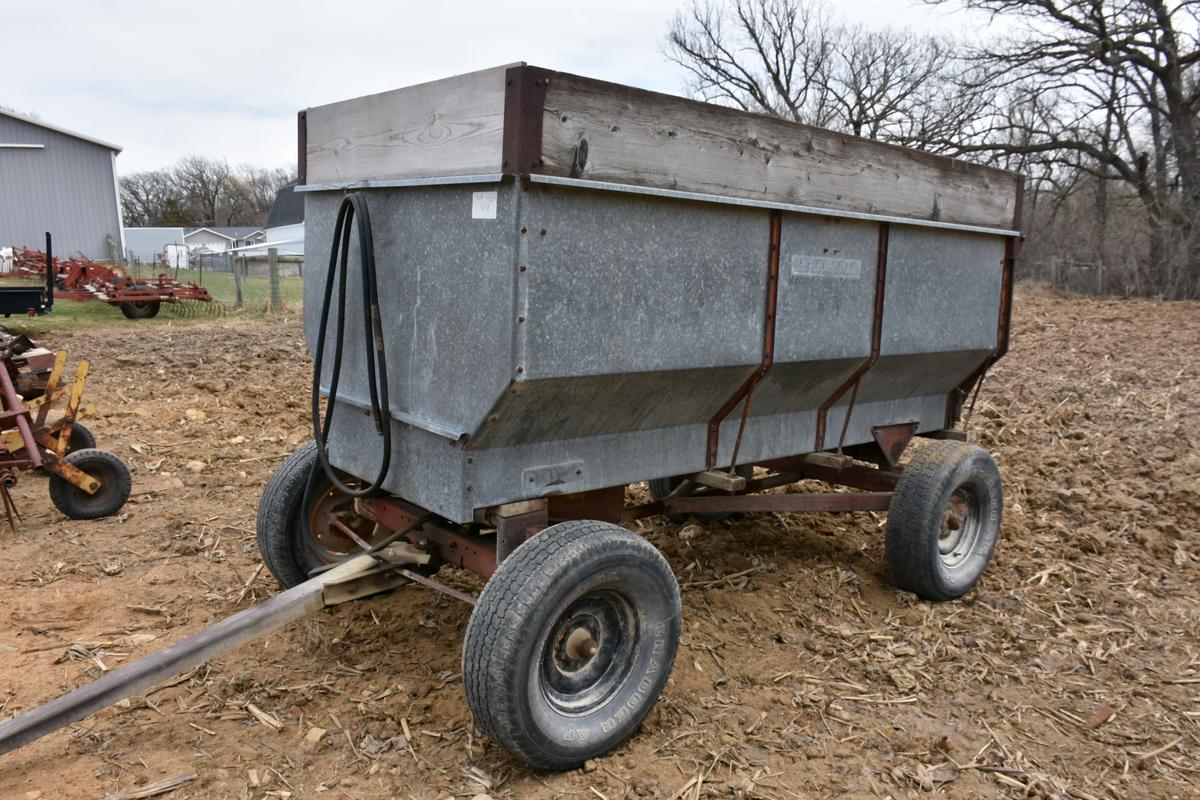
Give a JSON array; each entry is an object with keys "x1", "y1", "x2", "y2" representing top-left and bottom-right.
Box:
[{"x1": 0, "y1": 289, "x2": 1197, "y2": 800}]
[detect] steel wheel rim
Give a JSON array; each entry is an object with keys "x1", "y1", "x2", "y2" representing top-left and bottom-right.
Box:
[
  {"x1": 304, "y1": 481, "x2": 378, "y2": 563},
  {"x1": 540, "y1": 590, "x2": 638, "y2": 715},
  {"x1": 64, "y1": 459, "x2": 119, "y2": 514},
  {"x1": 938, "y1": 484, "x2": 983, "y2": 569}
]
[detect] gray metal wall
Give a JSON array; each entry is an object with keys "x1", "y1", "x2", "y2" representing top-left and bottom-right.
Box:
[
  {"x1": 124, "y1": 227, "x2": 184, "y2": 262},
  {"x1": 0, "y1": 115, "x2": 122, "y2": 259},
  {"x1": 305, "y1": 179, "x2": 1008, "y2": 523}
]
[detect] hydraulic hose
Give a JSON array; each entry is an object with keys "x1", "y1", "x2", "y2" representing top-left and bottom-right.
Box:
[{"x1": 310, "y1": 193, "x2": 391, "y2": 497}]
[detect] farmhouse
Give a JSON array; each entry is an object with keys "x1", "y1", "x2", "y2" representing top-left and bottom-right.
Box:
[
  {"x1": 183, "y1": 226, "x2": 265, "y2": 252},
  {"x1": 0, "y1": 109, "x2": 123, "y2": 260}
]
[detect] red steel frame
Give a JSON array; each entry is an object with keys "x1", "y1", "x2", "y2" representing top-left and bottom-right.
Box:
[
  {"x1": 5, "y1": 248, "x2": 219, "y2": 312},
  {"x1": 350, "y1": 450, "x2": 909, "y2": 598}
]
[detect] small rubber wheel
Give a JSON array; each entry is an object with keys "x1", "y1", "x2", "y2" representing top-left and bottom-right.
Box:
[
  {"x1": 48, "y1": 448, "x2": 132, "y2": 520},
  {"x1": 649, "y1": 465, "x2": 754, "y2": 524},
  {"x1": 463, "y1": 520, "x2": 681, "y2": 770},
  {"x1": 885, "y1": 441, "x2": 1002, "y2": 600},
  {"x1": 63, "y1": 422, "x2": 96, "y2": 454},
  {"x1": 256, "y1": 441, "x2": 390, "y2": 589},
  {"x1": 119, "y1": 290, "x2": 161, "y2": 319}
]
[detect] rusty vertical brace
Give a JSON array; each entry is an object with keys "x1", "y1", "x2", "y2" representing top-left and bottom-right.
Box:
[
  {"x1": 945, "y1": 237, "x2": 1015, "y2": 426},
  {"x1": 502, "y1": 66, "x2": 552, "y2": 176},
  {"x1": 945, "y1": 177, "x2": 1022, "y2": 428},
  {"x1": 296, "y1": 111, "x2": 307, "y2": 185},
  {"x1": 815, "y1": 221, "x2": 889, "y2": 450},
  {"x1": 834, "y1": 378, "x2": 861, "y2": 454},
  {"x1": 706, "y1": 210, "x2": 781, "y2": 468}
]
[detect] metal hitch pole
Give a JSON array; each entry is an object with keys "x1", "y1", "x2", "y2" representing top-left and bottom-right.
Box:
[{"x1": 0, "y1": 544, "x2": 425, "y2": 756}]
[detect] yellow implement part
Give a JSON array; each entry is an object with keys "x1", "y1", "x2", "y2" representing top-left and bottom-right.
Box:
[
  {"x1": 2, "y1": 417, "x2": 80, "y2": 456},
  {"x1": 55, "y1": 360, "x2": 89, "y2": 457},
  {"x1": 34, "y1": 350, "x2": 68, "y2": 426},
  {"x1": 35, "y1": 435, "x2": 99, "y2": 494},
  {"x1": 0, "y1": 430, "x2": 22, "y2": 453}
]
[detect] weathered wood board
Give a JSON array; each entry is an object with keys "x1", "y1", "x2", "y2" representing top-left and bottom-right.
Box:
[
  {"x1": 537, "y1": 72, "x2": 1020, "y2": 230},
  {"x1": 303, "y1": 65, "x2": 511, "y2": 184},
  {"x1": 301, "y1": 64, "x2": 1021, "y2": 230}
]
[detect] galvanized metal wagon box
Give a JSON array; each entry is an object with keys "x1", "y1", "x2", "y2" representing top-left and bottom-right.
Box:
[{"x1": 264, "y1": 63, "x2": 1020, "y2": 768}]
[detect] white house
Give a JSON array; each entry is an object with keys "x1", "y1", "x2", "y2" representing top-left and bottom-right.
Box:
[
  {"x1": 183, "y1": 226, "x2": 265, "y2": 253},
  {"x1": 238, "y1": 223, "x2": 304, "y2": 257}
]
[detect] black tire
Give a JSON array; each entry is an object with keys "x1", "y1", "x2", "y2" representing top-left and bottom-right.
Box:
[
  {"x1": 463, "y1": 520, "x2": 681, "y2": 770},
  {"x1": 649, "y1": 465, "x2": 754, "y2": 524},
  {"x1": 119, "y1": 291, "x2": 161, "y2": 319},
  {"x1": 885, "y1": 441, "x2": 1002, "y2": 601},
  {"x1": 255, "y1": 442, "x2": 389, "y2": 589},
  {"x1": 64, "y1": 422, "x2": 96, "y2": 454},
  {"x1": 48, "y1": 448, "x2": 132, "y2": 520}
]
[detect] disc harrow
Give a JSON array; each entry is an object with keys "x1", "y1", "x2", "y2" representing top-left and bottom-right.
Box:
[{"x1": 3, "y1": 247, "x2": 221, "y2": 318}]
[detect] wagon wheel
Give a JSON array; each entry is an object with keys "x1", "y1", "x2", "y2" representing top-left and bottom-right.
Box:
[
  {"x1": 118, "y1": 296, "x2": 161, "y2": 319},
  {"x1": 463, "y1": 520, "x2": 682, "y2": 769},
  {"x1": 48, "y1": 449, "x2": 132, "y2": 520},
  {"x1": 256, "y1": 442, "x2": 426, "y2": 589},
  {"x1": 61, "y1": 422, "x2": 97, "y2": 454},
  {"x1": 884, "y1": 441, "x2": 1003, "y2": 600}
]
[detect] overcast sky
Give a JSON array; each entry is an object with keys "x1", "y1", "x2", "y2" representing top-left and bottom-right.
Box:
[{"x1": 2, "y1": 0, "x2": 985, "y2": 175}]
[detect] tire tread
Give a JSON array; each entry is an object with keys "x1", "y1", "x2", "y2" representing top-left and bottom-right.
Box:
[
  {"x1": 48, "y1": 448, "x2": 132, "y2": 520},
  {"x1": 255, "y1": 441, "x2": 319, "y2": 589},
  {"x1": 463, "y1": 520, "x2": 679, "y2": 769},
  {"x1": 885, "y1": 441, "x2": 1000, "y2": 600}
]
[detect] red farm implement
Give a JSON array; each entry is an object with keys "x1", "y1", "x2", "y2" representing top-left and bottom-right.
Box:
[
  {"x1": 0, "y1": 331, "x2": 131, "y2": 528},
  {"x1": 6, "y1": 247, "x2": 224, "y2": 319}
]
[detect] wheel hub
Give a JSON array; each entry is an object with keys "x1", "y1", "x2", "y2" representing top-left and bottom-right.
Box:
[
  {"x1": 306, "y1": 486, "x2": 379, "y2": 561},
  {"x1": 564, "y1": 627, "x2": 599, "y2": 660},
  {"x1": 541, "y1": 591, "x2": 637, "y2": 715},
  {"x1": 938, "y1": 487, "x2": 982, "y2": 568}
]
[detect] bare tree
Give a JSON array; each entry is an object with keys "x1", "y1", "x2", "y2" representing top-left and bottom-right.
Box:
[
  {"x1": 233, "y1": 165, "x2": 294, "y2": 221},
  {"x1": 119, "y1": 170, "x2": 184, "y2": 227},
  {"x1": 119, "y1": 158, "x2": 294, "y2": 228},
  {"x1": 666, "y1": 0, "x2": 840, "y2": 122},
  {"x1": 173, "y1": 156, "x2": 232, "y2": 227},
  {"x1": 929, "y1": 0, "x2": 1200, "y2": 298},
  {"x1": 665, "y1": 0, "x2": 987, "y2": 150}
]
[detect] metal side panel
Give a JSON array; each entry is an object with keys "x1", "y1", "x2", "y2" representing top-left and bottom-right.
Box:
[
  {"x1": 857, "y1": 226, "x2": 1004, "y2": 410},
  {"x1": 469, "y1": 366, "x2": 755, "y2": 448},
  {"x1": 324, "y1": 399, "x2": 471, "y2": 522},
  {"x1": 304, "y1": 183, "x2": 519, "y2": 442},
  {"x1": 516, "y1": 184, "x2": 769, "y2": 380},
  {"x1": 325, "y1": 396, "x2": 715, "y2": 523},
  {"x1": 759, "y1": 213, "x2": 881, "y2": 405},
  {"x1": 468, "y1": 423, "x2": 714, "y2": 516},
  {"x1": 467, "y1": 182, "x2": 770, "y2": 455},
  {"x1": 720, "y1": 215, "x2": 878, "y2": 460}
]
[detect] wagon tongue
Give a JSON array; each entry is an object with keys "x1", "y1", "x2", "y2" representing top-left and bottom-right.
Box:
[{"x1": 0, "y1": 543, "x2": 427, "y2": 756}]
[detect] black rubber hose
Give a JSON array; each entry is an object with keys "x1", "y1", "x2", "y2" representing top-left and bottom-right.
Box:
[{"x1": 310, "y1": 193, "x2": 391, "y2": 497}]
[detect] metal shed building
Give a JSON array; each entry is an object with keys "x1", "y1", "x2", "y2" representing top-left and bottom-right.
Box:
[{"x1": 0, "y1": 110, "x2": 123, "y2": 260}]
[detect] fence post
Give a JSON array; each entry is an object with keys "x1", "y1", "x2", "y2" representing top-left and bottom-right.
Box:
[
  {"x1": 233, "y1": 254, "x2": 244, "y2": 308},
  {"x1": 268, "y1": 248, "x2": 281, "y2": 312}
]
